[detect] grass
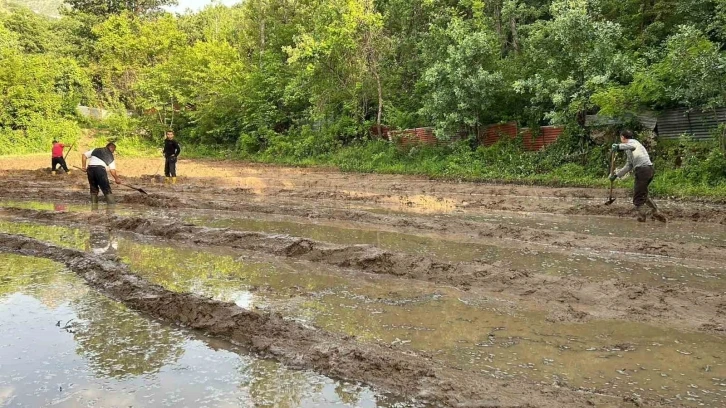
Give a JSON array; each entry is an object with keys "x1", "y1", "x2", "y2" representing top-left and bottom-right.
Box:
[{"x1": 3, "y1": 123, "x2": 725, "y2": 200}]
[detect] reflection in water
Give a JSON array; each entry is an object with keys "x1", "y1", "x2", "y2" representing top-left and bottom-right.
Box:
[
  {"x1": 70, "y1": 295, "x2": 185, "y2": 379},
  {"x1": 86, "y1": 227, "x2": 118, "y2": 256},
  {"x1": 187, "y1": 214, "x2": 726, "y2": 291},
  {"x1": 110, "y1": 238, "x2": 726, "y2": 407},
  {"x1": 3, "y1": 217, "x2": 726, "y2": 406},
  {"x1": 0, "y1": 254, "x2": 411, "y2": 407}
]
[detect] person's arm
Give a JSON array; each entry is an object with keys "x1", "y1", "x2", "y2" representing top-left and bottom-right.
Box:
[
  {"x1": 615, "y1": 152, "x2": 634, "y2": 178},
  {"x1": 110, "y1": 169, "x2": 121, "y2": 184},
  {"x1": 174, "y1": 141, "x2": 181, "y2": 157},
  {"x1": 108, "y1": 161, "x2": 120, "y2": 183},
  {"x1": 81, "y1": 151, "x2": 90, "y2": 170}
]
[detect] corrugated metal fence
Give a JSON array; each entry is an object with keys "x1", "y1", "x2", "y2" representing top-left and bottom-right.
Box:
[{"x1": 657, "y1": 108, "x2": 726, "y2": 140}]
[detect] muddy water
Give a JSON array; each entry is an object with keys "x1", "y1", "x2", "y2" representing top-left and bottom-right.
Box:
[
  {"x1": 0, "y1": 254, "x2": 419, "y2": 407},
  {"x1": 2, "y1": 210, "x2": 726, "y2": 405},
  {"x1": 4, "y1": 216, "x2": 710, "y2": 408},
  {"x1": 185, "y1": 214, "x2": 726, "y2": 292},
  {"x1": 107, "y1": 236, "x2": 725, "y2": 407}
]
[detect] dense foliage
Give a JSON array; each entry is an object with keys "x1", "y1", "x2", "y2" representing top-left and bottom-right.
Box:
[{"x1": 0, "y1": 0, "x2": 724, "y2": 194}]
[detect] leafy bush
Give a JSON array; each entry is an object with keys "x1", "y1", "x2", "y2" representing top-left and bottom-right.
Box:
[{"x1": 0, "y1": 118, "x2": 80, "y2": 156}]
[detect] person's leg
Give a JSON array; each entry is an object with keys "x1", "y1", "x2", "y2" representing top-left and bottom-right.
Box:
[
  {"x1": 97, "y1": 171, "x2": 114, "y2": 205},
  {"x1": 170, "y1": 157, "x2": 177, "y2": 183},
  {"x1": 633, "y1": 166, "x2": 652, "y2": 222},
  {"x1": 164, "y1": 157, "x2": 171, "y2": 183},
  {"x1": 52, "y1": 158, "x2": 59, "y2": 174},
  {"x1": 59, "y1": 157, "x2": 70, "y2": 173},
  {"x1": 88, "y1": 167, "x2": 100, "y2": 209},
  {"x1": 643, "y1": 168, "x2": 667, "y2": 223}
]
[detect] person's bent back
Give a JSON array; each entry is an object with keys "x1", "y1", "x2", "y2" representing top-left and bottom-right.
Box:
[{"x1": 82, "y1": 142, "x2": 121, "y2": 206}]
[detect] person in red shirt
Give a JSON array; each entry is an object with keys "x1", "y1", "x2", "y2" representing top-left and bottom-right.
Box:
[{"x1": 51, "y1": 140, "x2": 71, "y2": 175}]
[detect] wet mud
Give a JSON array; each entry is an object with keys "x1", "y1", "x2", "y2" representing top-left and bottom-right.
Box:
[
  {"x1": 0, "y1": 254, "x2": 404, "y2": 408},
  {"x1": 0, "y1": 233, "x2": 621, "y2": 408},
  {"x1": 1, "y1": 161, "x2": 725, "y2": 407},
  {"x1": 3, "y1": 207, "x2": 725, "y2": 334}
]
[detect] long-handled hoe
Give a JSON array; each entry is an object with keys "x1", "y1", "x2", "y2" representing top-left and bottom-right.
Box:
[
  {"x1": 605, "y1": 151, "x2": 617, "y2": 206},
  {"x1": 73, "y1": 166, "x2": 148, "y2": 195}
]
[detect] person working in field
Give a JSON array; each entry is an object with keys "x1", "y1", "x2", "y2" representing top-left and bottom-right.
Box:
[
  {"x1": 609, "y1": 130, "x2": 667, "y2": 223},
  {"x1": 82, "y1": 142, "x2": 121, "y2": 206},
  {"x1": 51, "y1": 140, "x2": 71, "y2": 175},
  {"x1": 163, "y1": 130, "x2": 181, "y2": 184}
]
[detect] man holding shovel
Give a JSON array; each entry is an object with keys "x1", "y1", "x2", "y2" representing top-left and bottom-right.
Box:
[
  {"x1": 81, "y1": 142, "x2": 121, "y2": 206},
  {"x1": 51, "y1": 140, "x2": 71, "y2": 175},
  {"x1": 609, "y1": 130, "x2": 667, "y2": 223}
]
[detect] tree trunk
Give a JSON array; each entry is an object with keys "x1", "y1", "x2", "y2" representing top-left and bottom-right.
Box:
[
  {"x1": 510, "y1": 16, "x2": 519, "y2": 52},
  {"x1": 374, "y1": 70, "x2": 383, "y2": 139}
]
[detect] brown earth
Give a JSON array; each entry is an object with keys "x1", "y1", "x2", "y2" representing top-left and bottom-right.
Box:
[
  {"x1": 0, "y1": 233, "x2": 627, "y2": 408},
  {"x1": 1, "y1": 158, "x2": 726, "y2": 407},
  {"x1": 2, "y1": 206, "x2": 725, "y2": 335}
]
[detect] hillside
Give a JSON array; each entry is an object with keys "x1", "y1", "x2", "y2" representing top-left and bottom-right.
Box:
[{"x1": 1, "y1": 0, "x2": 63, "y2": 17}]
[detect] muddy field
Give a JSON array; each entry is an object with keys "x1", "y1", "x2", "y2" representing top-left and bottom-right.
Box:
[{"x1": 1, "y1": 157, "x2": 725, "y2": 407}]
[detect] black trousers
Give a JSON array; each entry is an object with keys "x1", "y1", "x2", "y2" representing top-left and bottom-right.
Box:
[
  {"x1": 633, "y1": 165, "x2": 654, "y2": 207},
  {"x1": 87, "y1": 166, "x2": 112, "y2": 195},
  {"x1": 52, "y1": 157, "x2": 69, "y2": 172},
  {"x1": 164, "y1": 156, "x2": 177, "y2": 177}
]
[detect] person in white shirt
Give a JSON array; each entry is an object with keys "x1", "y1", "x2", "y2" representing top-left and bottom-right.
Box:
[
  {"x1": 81, "y1": 142, "x2": 122, "y2": 206},
  {"x1": 609, "y1": 130, "x2": 667, "y2": 223}
]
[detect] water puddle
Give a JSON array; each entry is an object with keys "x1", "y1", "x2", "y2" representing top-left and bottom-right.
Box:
[
  {"x1": 112, "y1": 237, "x2": 726, "y2": 407},
  {"x1": 0, "y1": 254, "x2": 418, "y2": 407},
  {"x1": 461, "y1": 212, "x2": 726, "y2": 246},
  {"x1": 184, "y1": 214, "x2": 726, "y2": 292},
  {"x1": 2, "y1": 220, "x2": 726, "y2": 406}
]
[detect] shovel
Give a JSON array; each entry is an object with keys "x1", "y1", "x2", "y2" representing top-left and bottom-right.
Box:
[
  {"x1": 73, "y1": 166, "x2": 148, "y2": 195},
  {"x1": 119, "y1": 183, "x2": 149, "y2": 195},
  {"x1": 64, "y1": 143, "x2": 75, "y2": 160},
  {"x1": 605, "y1": 151, "x2": 617, "y2": 205}
]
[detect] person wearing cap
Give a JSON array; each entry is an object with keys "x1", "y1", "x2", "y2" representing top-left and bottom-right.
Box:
[
  {"x1": 163, "y1": 130, "x2": 181, "y2": 184},
  {"x1": 609, "y1": 130, "x2": 667, "y2": 223},
  {"x1": 81, "y1": 142, "x2": 121, "y2": 206},
  {"x1": 51, "y1": 140, "x2": 71, "y2": 175}
]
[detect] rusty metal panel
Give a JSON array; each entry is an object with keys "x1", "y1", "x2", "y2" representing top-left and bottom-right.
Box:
[
  {"x1": 521, "y1": 126, "x2": 563, "y2": 151},
  {"x1": 479, "y1": 122, "x2": 518, "y2": 146}
]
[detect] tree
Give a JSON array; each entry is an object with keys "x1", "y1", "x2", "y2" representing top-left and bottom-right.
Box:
[
  {"x1": 418, "y1": 17, "x2": 508, "y2": 136},
  {"x1": 64, "y1": 0, "x2": 178, "y2": 17},
  {"x1": 285, "y1": 0, "x2": 389, "y2": 140}
]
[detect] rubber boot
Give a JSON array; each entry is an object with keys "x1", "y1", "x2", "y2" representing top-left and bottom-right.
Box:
[
  {"x1": 105, "y1": 194, "x2": 116, "y2": 205},
  {"x1": 91, "y1": 194, "x2": 99, "y2": 211},
  {"x1": 636, "y1": 205, "x2": 648, "y2": 223},
  {"x1": 172, "y1": 177, "x2": 177, "y2": 185},
  {"x1": 52, "y1": 170, "x2": 57, "y2": 175},
  {"x1": 647, "y1": 198, "x2": 667, "y2": 223},
  {"x1": 165, "y1": 177, "x2": 171, "y2": 184}
]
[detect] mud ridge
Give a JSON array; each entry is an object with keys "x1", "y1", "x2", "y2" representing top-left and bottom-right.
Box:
[
  {"x1": 2, "y1": 180, "x2": 725, "y2": 260},
  {"x1": 3, "y1": 207, "x2": 725, "y2": 334},
  {"x1": 0, "y1": 232, "x2": 619, "y2": 408}
]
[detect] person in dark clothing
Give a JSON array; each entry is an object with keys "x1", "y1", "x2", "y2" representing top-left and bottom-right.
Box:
[
  {"x1": 163, "y1": 130, "x2": 181, "y2": 184},
  {"x1": 51, "y1": 140, "x2": 71, "y2": 175},
  {"x1": 81, "y1": 142, "x2": 121, "y2": 207}
]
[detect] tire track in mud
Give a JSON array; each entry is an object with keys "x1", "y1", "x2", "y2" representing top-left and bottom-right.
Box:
[
  {"x1": 3, "y1": 207, "x2": 725, "y2": 335},
  {"x1": 0, "y1": 233, "x2": 621, "y2": 408},
  {"x1": 2, "y1": 169, "x2": 726, "y2": 224},
  {"x1": 2, "y1": 177, "x2": 725, "y2": 260}
]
